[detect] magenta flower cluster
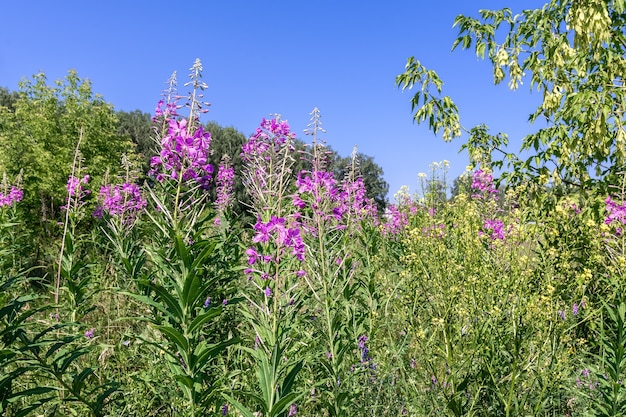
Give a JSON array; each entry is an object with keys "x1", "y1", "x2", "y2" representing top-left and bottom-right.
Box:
[
  {"x1": 215, "y1": 160, "x2": 235, "y2": 212},
  {"x1": 0, "y1": 186, "x2": 23, "y2": 207},
  {"x1": 62, "y1": 175, "x2": 90, "y2": 211},
  {"x1": 153, "y1": 99, "x2": 179, "y2": 122},
  {"x1": 471, "y1": 169, "x2": 498, "y2": 199},
  {"x1": 97, "y1": 183, "x2": 147, "y2": 221},
  {"x1": 480, "y1": 218, "x2": 506, "y2": 240},
  {"x1": 382, "y1": 204, "x2": 408, "y2": 236},
  {"x1": 67, "y1": 175, "x2": 90, "y2": 198},
  {"x1": 246, "y1": 216, "x2": 305, "y2": 264},
  {"x1": 605, "y1": 196, "x2": 626, "y2": 235},
  {"x1": 150, "y1": 118, "x2": 213, "y2": 189},
  {"x1": 293, "y1": 170, "x2": 377, "y2": 228},
  {"x1": 241, "y1": 117, "x2": 295, "y2": 163}
]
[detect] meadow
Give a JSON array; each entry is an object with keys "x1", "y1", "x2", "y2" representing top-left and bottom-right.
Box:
[{"x1": 1, "y1": 61, "x2": 626, "y2": 417}]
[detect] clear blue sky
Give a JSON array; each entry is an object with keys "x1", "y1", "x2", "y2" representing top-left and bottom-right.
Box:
[{"x1": 1, "y1": 1, "x2": 547, "y2": 202}]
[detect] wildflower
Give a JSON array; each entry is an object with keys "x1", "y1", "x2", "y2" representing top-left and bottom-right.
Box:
[
  {"x1": 264, "y1": 287, "x2": 272, "y2": 297},
  {"x1": 149, "y1": 117, "x2": 213, "y2": 189},
  {"x1": 605, "y1": 196, "x2": 626, "y2": 235},
  {"x1": 288, "y1": 404, "x2": 297, "y2": 417},
  {"x1": 471, "y1": 169, "x2": 498, "y2": 199},
  {"x1": 241, "y1": 117, "x2": 295, "y2": 163},
  {"x1": 215, "y1": 155, "x2": 235, "y2": 212},
  {"x1": 63, "y1": 175, "x2": 90, "y2": 210},
  {"x1": 84, "y1": 328, "x2": 95, "y2": 339},
  {"x1": 246, "y1": 247, "x2": 259, "y2": 265},
  {"x1": 0, "y1": 186, "x2": 23, "y2": 207},
  {"x1": 358, "y1": 334, "x2": 371, "y2": 364},
  {"x1": 481, "y1": 218, "x2": 506, "y2": 240},
  {"x1": 382, "y1": 204, "x2": 408, "y2": 236},
  {"x1": 204, "y1": 297, "x2": 211, "y2": 308},
  {"x1": 67, "y1": 175, "x2": 90, "y2": 197},
  {"x1": 573, "y1": 302, "x2": 579, "y2": 316},
  {"x1": 558, "y1": 310, "x2": 566, "y2": 320},
  {"x1": 221, "y1": 403, "x2": 229, "y2": 415},
  {"x1": 98, "y1": 182, "x2": 146, "y2": 223},
  {"x1": 222, "y1": 299, "x2": 228, "y2": 306}
]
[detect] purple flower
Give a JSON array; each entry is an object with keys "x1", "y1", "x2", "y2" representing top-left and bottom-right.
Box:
[
  {"x1": 573, "y1": 302, "x2": 579, "y2": 316},
  {"x1": 481, "y1": 218, "x2": 506, "y2": 240},
  {"x1": 605, "y1": 196, "x2": 626, "y2": 234},
  {"x1": 221, "y1": 403, "x2": 228, "y2": 415},
  {"x1": 0, "y1": 186, "x2": 23, "y2": 207},
  {"x1": 63, "y1": 175, "x2": 90, "y2": 210},
  {"x1": 246, "y1": 247, "x2": 259, "y2": 265},
  {"x1": 558, "y1": 310, "x2": 566, "y2": 320},
  {"x1": 288, "y1": 403, "x2": 297, "y2": 417},
  {"x1": 241, "y1": 117, "x2": 295, "y2": 163},
  {"x1": 149, "y1": 117, "x2": 213, "y2": 189},
  {"x1": 264, "y1": 286, "x2": 272, "y2": 298},
  {"x1": 67, "y1": 175, "x2": 90, "y2": 197},
  {"x1": 215, "y1": 155, "x2": 235, "y2": 212},
  {"x1": 98, "y1": 182, "x2": 146, "y2": 223},
  {"x1": 471, "y1": 169, "x2": 498, "y2": 199},
  {"x1": 204, "y1": 297, "x2": 211, "y2": 308},
  {"x1": 383, "y1": 204, "x2": 408, "y2": 236},
  {"x1": 84, "y1": 328, "x2": 95, "y2": 339},
  {"x1": 358, "y1": 335, "x2": 371, "y2": 363}
]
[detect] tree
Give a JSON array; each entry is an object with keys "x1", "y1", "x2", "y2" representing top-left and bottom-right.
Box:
[
  {"x1": 0, "y1": 71, "x2": 137, "y2": 231},
  {"x1": 396, "y1": 0, "x2": 626, "y2": 194},
  {"x1": 116, "y1": 109, "x2": 154, "y2": 172},
  {"x1": 0, "y1": 87, "x2": 19, "y2": 110}
]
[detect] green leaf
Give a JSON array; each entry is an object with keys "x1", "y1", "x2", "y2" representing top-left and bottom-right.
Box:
[
  {"x1": 156, "y1": 325, "x2": 189, "y2": 353},
  {"x1": 194, "y1": 337, "x2": 240, "y2": 372},
  {"x1": 188, "y1": 307, "x2": 222, "y2": 335},
  {"x1": 222, "y1": 393, "x2": 256, "y2": 417}
]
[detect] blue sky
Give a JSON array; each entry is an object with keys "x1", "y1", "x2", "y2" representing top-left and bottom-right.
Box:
[{"x1": 1, "y1": 1, "x2": 547, "y2": 202}]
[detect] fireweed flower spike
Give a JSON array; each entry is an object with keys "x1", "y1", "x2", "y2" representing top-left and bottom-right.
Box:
[
  {"x1": 471, "y1": 169, "x2": 498, "y2": 199},
  {"x1": 62, "y1": 174, "x2": 90, "y2": 211},
  {"x1": 149, "y1": 117, "x2": 214, "y2": 189},
  {"x1": 0, "y1": 186, "x2": 23, "y2": 207},
  {"x1": 605, "y1": 196, "x2": 626, "y2": 235},
  {"x1": 97, "y1": 183, "x2": 147, "y2": 224},
  {"x1": 215, "y1": 155, "x2": 235, "y2": 213}
]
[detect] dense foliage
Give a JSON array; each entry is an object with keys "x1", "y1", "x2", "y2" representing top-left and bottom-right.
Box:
[{"x1": 2, "y1": 1, "x2": 626, "y2": 413}]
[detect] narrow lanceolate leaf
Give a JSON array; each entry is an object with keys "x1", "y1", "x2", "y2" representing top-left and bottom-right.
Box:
[
  {"x1": 187, "y1": 307, "x2": 223, "y2": 335},
  {"x1": 222, "y1": 393, "x2": 256, "y2": 417},
  {"x1": 120, "y1": 291, "x2": 178, "y2": 322},
  {"x1": 156, "y1": 325, "x2": 189, "y2": 353},
  {"x1": 193, "y1": 337, "x2": 240, "y2": 372},
  {"x1": 181, "y1": 273, "x2": 201, "y2": 310}
]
